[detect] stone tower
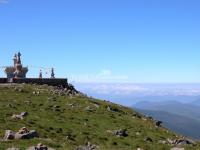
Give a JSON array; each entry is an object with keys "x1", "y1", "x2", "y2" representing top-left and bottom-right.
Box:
[{"x1": 4, "y1": 52, "x2": 28, "y2": 79}]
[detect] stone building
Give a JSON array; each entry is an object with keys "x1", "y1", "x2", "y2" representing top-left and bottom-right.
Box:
[
  {"x1": 4, "y1": 52, "x2": 28, "y2": 80},
  {"x1": 1, "y1": 52, "x2": 68, "y2": 86}
]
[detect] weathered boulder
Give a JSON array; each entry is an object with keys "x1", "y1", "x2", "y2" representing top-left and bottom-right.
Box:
[
  {"x1": 4, "y1": 130, "x2": 16, "y2": 140},
  {"x1": 115, "y1": 129, "x2": 128, "y2": 137},
  {"x1": 12, "y1": 112, "x2": 28, "y2": 120},
  {"x1": 144, "y1": 137, "x2": 153, "y2": 142},
  {"x1": 155, "y1": 120, "x2": 163, "y2": 127},
  {"x1": 167, "y1": 138, "x2": 196, "y2": 146},
  {"x1": 4, "y1": 127, "x2": 38, "y2": 140},
  {"x1": 15, "y1": 130, "x2": 38, "y2": 139},
  {"x1": 21, "y1": 112, "x2": 28, "y2": 117},
  {"x1": 75, "y1": 142, "x2": 98, "y2": 150}
]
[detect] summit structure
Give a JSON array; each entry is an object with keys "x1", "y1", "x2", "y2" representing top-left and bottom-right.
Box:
[
  {"x1": 4, "y1": 52, "x2": 28, "y2": 79},
  {"x1": 0, "y1": 52, "x2": 68, "y2": 86}
]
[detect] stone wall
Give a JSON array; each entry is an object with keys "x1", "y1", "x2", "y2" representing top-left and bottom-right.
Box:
[
  {"x1": 0, "y1": 78, "x2": 68, "y2": 86},
  {"x1": 0, "y1": 78, "x2": 8, "y2": 83},
  {"x1": 13, "y1": 78, "x2": 68, "y2": 86}
]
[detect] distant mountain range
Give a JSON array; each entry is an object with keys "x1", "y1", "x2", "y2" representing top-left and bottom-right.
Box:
[{"x1": 133, "y1": 100, "x2": 200, "y2": 139}]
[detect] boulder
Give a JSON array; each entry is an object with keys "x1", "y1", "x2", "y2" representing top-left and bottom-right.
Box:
[
  {"x1": 15, "y1": 130, "x2": 38, "y2": 139},
  {"x1": 21, "y1": 112, "x2": 28, "y2": 117},
  {"x1": 115, "y1": 129, "x2": 128, "y2": 137},
  {"x1": 75, "y1": 142, "x2": 98, "y2": 150},
  {"x1": 4, "y1": 130, "x2": 16, "y2": 140},
  {"x1": 4, "y1": 127, "x2": 38, "y2": 140},
  {"x1": 167, "y1": 138, "x2": 196, "y2": 146},
  {"x1": 144, "y1": 137, "x2": 153, "y2": 142},
  {"x1": 155, "y1": 120, "x2": 163, "y2": 127},
  {"x1": 170, "y1": 148, "x2": 185, "y2": 150},
  {"x1": 12, "y1": 112, "x2": 28, "y2": 120}
]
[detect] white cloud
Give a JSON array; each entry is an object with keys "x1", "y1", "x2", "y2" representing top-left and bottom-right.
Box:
[
  {"x1": 68, "y1": 69, "x2": 129, "y2": 83},
  {"x1": 75, "y1": 83, "x2": 148, "y2": 95},
  {"x1": 75, "y1": 83, "x2": 200, "y2": 97}
]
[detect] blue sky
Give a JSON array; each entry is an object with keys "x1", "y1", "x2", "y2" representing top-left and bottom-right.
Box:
[{"x1": 0, "y1": 0, "x2": 200, "y2": 83}]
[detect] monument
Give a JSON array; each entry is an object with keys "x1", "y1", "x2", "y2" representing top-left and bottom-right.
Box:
[
  {"x1": 0, "y1": 52, "x2": 68, "y2": 86},
  {"x1": 4, "y1": 52, "x2": 28, "y2": 79}
]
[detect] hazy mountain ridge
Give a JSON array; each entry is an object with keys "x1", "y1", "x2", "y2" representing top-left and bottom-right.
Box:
[{"x1": 134, "y1": 100, "x2": 200, "y2": 139}]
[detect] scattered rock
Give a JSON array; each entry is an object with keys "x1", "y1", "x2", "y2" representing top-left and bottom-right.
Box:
[
  {"x1": 155, "y1": 120, "x2": 163, "y2": 127},
  {"x1": 136, "y1": 132, "x2": 141, "y2": 136},
  {"x1": 3, "y1": 127, "x2": 38, "y2": 140},
  {"x1": 144, "y1": 137, "x2": 153, "y2": 142},
  {"x1": 35, "y1": 143, "x2": 48, "y2": 150},
  {"x1": 107, "y1": 106, "x2": 121, "y2": 113},
  {"x1": 75, "y1": 142, "x2": 98, "y2": 150},
  {"x1": 12, "y1": 112, "x2": 28, "y2": 120},
  {"x1": 4, "y1": 130, "x2": 16, "y2": 140},
  {"x1": 27, "y1": 144, "x2": 55, "y2": 150},
  {"x1": 170, "y1": 148, "x2": 185, "y2": 150},
  {"x1": 167, "y1": 138, "x2": 196, "y2": 146},
  {"x1": 93, "y1": 104, "x2": 100, "y2": 108},
  {"x1": 115, "y1": 129, "x2": 128, "y2": 137},
  {"x1": 84, "y1": 106, "x2": 93, "y2": 112},
  {"x1": 132, "y1": 113, "x2": 142, "y2": 119}
]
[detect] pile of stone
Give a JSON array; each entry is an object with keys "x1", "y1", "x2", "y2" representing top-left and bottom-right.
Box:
[
  {"x1": 12, "y1": 112, "x2": 28, "y2": 120},
  {"x1": 50, "y1": 84, "x2": 84, "y2": 97},
  {"x1": 4, "y1": 127, "x2": 38, "y2": 140}
]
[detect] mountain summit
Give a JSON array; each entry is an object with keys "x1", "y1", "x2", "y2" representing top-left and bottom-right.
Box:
[{"x1": 0, "y1": 84, "x2": 198, "y2": 150}]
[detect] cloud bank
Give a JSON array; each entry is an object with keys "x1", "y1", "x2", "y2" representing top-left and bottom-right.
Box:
[
  {"x1": 68, "y1": 69, "x2": 129, "y2": 83},
  {"x1": 75, "y1": 83, "x2": 200, "y2": 97}
]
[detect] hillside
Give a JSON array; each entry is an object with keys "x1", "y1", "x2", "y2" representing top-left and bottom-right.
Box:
[{"x1": 0, "y1": 84, "x2": 199, "y2": 150}]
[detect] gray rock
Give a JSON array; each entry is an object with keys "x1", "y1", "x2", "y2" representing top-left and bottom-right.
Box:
[
  {"x1": 170, "y1": 148, "x2": 185, "y2": 150},
  {"x1": 7, "y1": 148, "x2": 20, "y2": 150},
  {"x1": 4, "y1": 130, "x2": 16, "y2": 140},
  {"x1": 167, "y1": 138, "x2": 196, "y2": 146},
  {"x1": 12, "y1": 112, "x2": 28, "y2": 120},
  {"x1": 75, "y1": 142, "x2": 98, "y2": 150},
  {"x1": 155, "y1": 120, "x2": 163, "y2": 127},
  {"x1": 21, "y1": 112, "x2": 28, "y2": 117},
  {"x1": 115, "y1": 129, "x2": 128, "y2": 137},
  {"x1": 15, "y1": 130, "x2": 38, "y2": 139},
  {"x1": 144, "y1": 137, "x2": 153, "y2": 142},
  {"x1": 27, "y1": 147, "x2": 55, "y2": 150}
]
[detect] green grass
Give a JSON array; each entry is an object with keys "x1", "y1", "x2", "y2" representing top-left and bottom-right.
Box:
[{"x1": 0, "y1": 84, "x2": 199, "y2": 150}]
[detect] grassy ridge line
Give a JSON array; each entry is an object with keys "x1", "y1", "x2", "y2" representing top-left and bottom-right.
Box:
[{"x1": 0, "y1": 84, "x2": 197, "y2": 150}]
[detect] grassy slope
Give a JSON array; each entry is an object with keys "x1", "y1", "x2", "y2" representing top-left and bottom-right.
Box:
[{"x1": 0, "y1": 84, "x2": 198, "y2": 150}]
